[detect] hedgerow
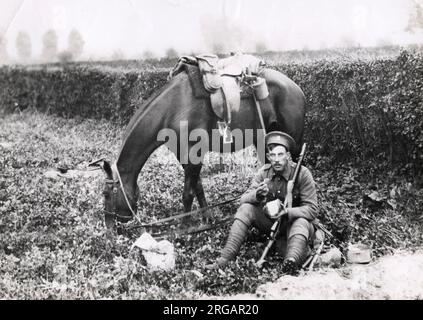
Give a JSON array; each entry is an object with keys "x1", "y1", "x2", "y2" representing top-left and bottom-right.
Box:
[
  {"x1": 0, "y1": 64, "x2": 169, "y2": 124},
  {"x1": 1, "y1": 50, "x2": 422, "y2": 175},
  {"x1": 275, "y1": 50, "x2": 423, "y2": 176},
  {"x1": 1, "y1": 49, "x2": 423, "y2": 298}
]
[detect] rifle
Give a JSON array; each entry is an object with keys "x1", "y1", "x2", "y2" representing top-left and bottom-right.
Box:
[{"x1": 256, "y1": 143, "x2": 307, "y2": 268}]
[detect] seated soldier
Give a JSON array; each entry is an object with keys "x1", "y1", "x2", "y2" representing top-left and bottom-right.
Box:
[{"x1": 206, "y1": 131, "x2": 319, "y2": 274}]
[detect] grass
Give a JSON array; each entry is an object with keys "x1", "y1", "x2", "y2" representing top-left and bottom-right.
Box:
[{"x1": 0, "y1": 109, "x2": 422, "y2": 299}]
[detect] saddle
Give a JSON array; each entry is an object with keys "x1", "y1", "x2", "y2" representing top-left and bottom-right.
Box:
[{"x1": 169, "y1": 53, "x2": 269, "y2": 143}]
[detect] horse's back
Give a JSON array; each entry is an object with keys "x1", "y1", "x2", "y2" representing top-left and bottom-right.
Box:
[
  {"x1": 262, "y1": 68, "x2": 306, "y2": 155},
  {"x1": 263, "y1": 68, "x2": 305, "y2": 113}
]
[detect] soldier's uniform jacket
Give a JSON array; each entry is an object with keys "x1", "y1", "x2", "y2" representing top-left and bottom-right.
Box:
[{"x1": 240, "y1": 162, "x2": 319, "y2": 223}]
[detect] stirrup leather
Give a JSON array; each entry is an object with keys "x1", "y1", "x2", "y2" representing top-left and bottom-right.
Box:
[{"x1": 217, "y1": 121, "x2": 233, "y2": 144}]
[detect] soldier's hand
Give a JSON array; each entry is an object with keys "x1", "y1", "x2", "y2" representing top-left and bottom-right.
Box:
[
  {"x1": 280, "y1": 203, "x2": 289, "y2": 217},
  {"x1": 256, "y1": 179, "x2": 270, "y2": 199}
]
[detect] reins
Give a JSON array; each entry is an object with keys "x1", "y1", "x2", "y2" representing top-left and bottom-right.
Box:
[
  {"x1": 126, "y1": 193, "x2": 243, "y2": 230},
  {"x1": 100, "y1": 162, "x2": 136, "y2": 221},
  {"x1": 112, "y1": 163, "x2": 137, "y2": 217},
  {"x1": 102, "y1": 162, "x2": 247, "y2": 232}
]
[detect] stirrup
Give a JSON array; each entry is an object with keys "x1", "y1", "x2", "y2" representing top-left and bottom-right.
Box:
[{"x1": 217, "y1": 121, "x2": 233, "y2": 144}]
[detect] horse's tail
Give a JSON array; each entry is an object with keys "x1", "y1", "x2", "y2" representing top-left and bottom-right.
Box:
[{"x1": 263, "y1": 68, "x2": 306, "y2": 160}]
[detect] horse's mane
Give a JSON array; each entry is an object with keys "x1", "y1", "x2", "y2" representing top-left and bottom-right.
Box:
[{"x1": 122, "y1": 76, "x2": 177, "y2": 141}]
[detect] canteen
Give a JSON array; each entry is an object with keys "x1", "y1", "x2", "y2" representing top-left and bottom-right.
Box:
[{"x1": 252, "y1": 77, "x2": 269, "y2": 100}]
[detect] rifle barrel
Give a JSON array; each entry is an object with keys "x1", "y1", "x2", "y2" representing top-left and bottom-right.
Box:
[{"x1": 292, "y1": 143, "x2": 307, "y2": 185}]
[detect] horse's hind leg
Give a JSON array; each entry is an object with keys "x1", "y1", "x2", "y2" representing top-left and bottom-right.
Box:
[
  {"x1": 195, "y1": 173, "x2": 208, "y2": 209},
  {"x1": 182, "y1": 163, "x2": 209, "y2": 225},
  {"x1": 182, "y1": 163, "x2": 207, "y2": 211}
]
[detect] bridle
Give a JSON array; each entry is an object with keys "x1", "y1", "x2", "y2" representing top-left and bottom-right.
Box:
[{"x1": 103, "y1": 163, "x2": 136, "y2": 221}]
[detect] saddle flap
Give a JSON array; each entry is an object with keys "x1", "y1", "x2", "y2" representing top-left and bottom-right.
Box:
[
  {"x1": 202, "y1": 74, "x2": 222, "y2": 92},
  {"x1": 209, "y1": 76, "x2": 241, "y2": 121},
  {"x1": 221, "y1": 76, "x2": 241, "y2": 113},
  {"x1": 210, "y1": 88, "x2": 225, "y2": 119},
  {"x1": 196, "y1": 54, "x2": 222, "y2": 92}
]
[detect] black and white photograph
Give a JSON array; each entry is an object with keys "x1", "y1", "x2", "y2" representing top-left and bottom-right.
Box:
[{"x1": 1, "y1": 0, "x2": 423, "y2": 304}]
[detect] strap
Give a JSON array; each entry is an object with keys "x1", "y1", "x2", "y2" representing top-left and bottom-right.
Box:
[
  {"x1": 126, "y1": 194, "x2": 243, "y2": 230},
  {"x1": 253, "y1": 93, "x2": 266, "y2": 135},
  {"x1": 112, "y1": 163, "x2": 136, "y2": 217}
]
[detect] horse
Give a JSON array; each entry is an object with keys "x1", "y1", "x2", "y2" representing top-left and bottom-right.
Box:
[{"x1": 99, "y1": 67, "x2": 305, "y2": 228}]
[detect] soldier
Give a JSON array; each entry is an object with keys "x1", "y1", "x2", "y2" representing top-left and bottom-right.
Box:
[{"x1": 206, "y1": 131, "x2": 320, "y2": 274}]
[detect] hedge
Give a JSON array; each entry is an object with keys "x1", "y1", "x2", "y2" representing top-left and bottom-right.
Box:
[
  {"x1": 275, "y1": 50, "x2": 423, "y2": 174},
  {"x1": 0, "y1": 50, "x2": 422, "y2": 175},
  {"x1": 0, "y1": 64, "x2": 169, "y2": 124}
]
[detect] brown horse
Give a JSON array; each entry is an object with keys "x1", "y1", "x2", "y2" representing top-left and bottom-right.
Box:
[{"x1": 100, "y1": 68, "x2": 305, "y2": 228}]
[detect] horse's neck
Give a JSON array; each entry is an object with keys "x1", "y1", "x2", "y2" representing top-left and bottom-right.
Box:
[{"x1": 115, "y1": 82, "x2": 176, "y2": 192}]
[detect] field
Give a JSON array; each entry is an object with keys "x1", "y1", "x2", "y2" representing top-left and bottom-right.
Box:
[{"x1": 1, "y1": 47, "x2": 423, "y2": 299}]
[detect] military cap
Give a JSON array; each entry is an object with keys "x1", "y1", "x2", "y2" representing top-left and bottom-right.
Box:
[{"x1": 265, "y1": 131, "x2": 296, "y2": 151}]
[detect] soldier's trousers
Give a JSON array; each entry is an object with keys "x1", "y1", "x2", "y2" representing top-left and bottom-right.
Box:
[{"x1": 221, "y1": 203, "x2": 315, "y2": 261}]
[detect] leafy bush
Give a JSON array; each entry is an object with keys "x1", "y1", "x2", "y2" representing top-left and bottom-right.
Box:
[
  {"x1": 1, "y1": 49, "x2": 422, "y2": 175},
  {"x1": 0, "y1": 64, "x2": 168, "y2": 124},
  {"x1": 276, "y1": 50, "x2": 423, "y2": 176},
  {"x1": 1, "y1": 48, "x2": 423, "y2": 298}
]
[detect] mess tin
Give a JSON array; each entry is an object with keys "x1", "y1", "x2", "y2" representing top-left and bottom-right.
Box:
[
  {"x1": 346, "y1": 243, "x2": 372, "y2": 264},
  {"x1": 263, "y1": 198, "x2": 283, "y2": 219}
]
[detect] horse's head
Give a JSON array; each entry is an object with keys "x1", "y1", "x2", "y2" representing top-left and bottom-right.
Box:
[{"x1": 92, "y1": 159, "x2": 139, "y2": 228}]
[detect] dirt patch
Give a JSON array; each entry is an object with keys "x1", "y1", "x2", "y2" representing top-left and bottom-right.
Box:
[{"x1": 207, "y1": 249, "x2": 423, "y2": 300}]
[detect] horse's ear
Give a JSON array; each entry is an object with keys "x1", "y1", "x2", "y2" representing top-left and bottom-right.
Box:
[
  {"x1": 102, "y1": 161, "x2": 113, "y2": 180},
  {"x1": 89, "y1": 157, "x2": 113, "y2": 180}
]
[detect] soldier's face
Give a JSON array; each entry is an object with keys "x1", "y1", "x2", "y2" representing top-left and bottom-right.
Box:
[{"x1": 267, "y1": 145, "x2": 289, "y2": 173}]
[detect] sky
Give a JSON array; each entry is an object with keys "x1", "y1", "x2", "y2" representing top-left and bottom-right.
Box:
[{"x1": 1, "y1": 0, "x2": 422, "y2": 60}]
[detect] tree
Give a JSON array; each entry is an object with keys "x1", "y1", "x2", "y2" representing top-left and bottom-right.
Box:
[
  {"x1": 0, "y1": 33, "x2": 8, "y2": 64},
  {"x1": 406, "y1": 0, "x2": 423, "y2": 33},
  {"x1": 16, "y1": 31, "x2": 31, "y2": 62},
  {"x1": 111, "y1": 50, "x2": 125, "y2": 60},
  {"x1": 255, "y1": 42, "x2": 267, "y2": 54},
  {"x1": 165, "y1": 48, "x2": 178, "y2": 59},
  {"x1": 200, "y1": 0, "x2": 249, "y2": 54},
  {"x1": 41, "y1": 29, "x2": 58, "y2": 62},
  {"x1": 57, "y1": 51, "x2": 73, "y2": 64},
  {"x1": 68, "y1": 29, "x2": 84, "y2": 60},
  {"x1": 200, "y1": 16, "x2": 247, "y2": 54},
  {"x1": 376, "y1": 38, "x2": 394, "y2": 47},
  {"x1": 142, "y1": 50, "x2": 156, "y2": 60},
  {"x1": 340, "y1": 35, "x2": 358, "y2": 48}
]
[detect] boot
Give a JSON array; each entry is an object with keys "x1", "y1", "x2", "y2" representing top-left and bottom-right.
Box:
[
  {"x1": 282, "y1": 234, "x2": 308, "y2": 275},
  {"x1": 205, "y1": 219, "x2": 249, "y2": 270}
]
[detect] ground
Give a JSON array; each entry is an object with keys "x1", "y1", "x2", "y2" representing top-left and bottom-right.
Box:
[
  {"x1": 0, "y1": 111, "x2": 422, "y2": 299},
  {"x1": 208, "y1": 249, "x2": 423, "y2": 300}
]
